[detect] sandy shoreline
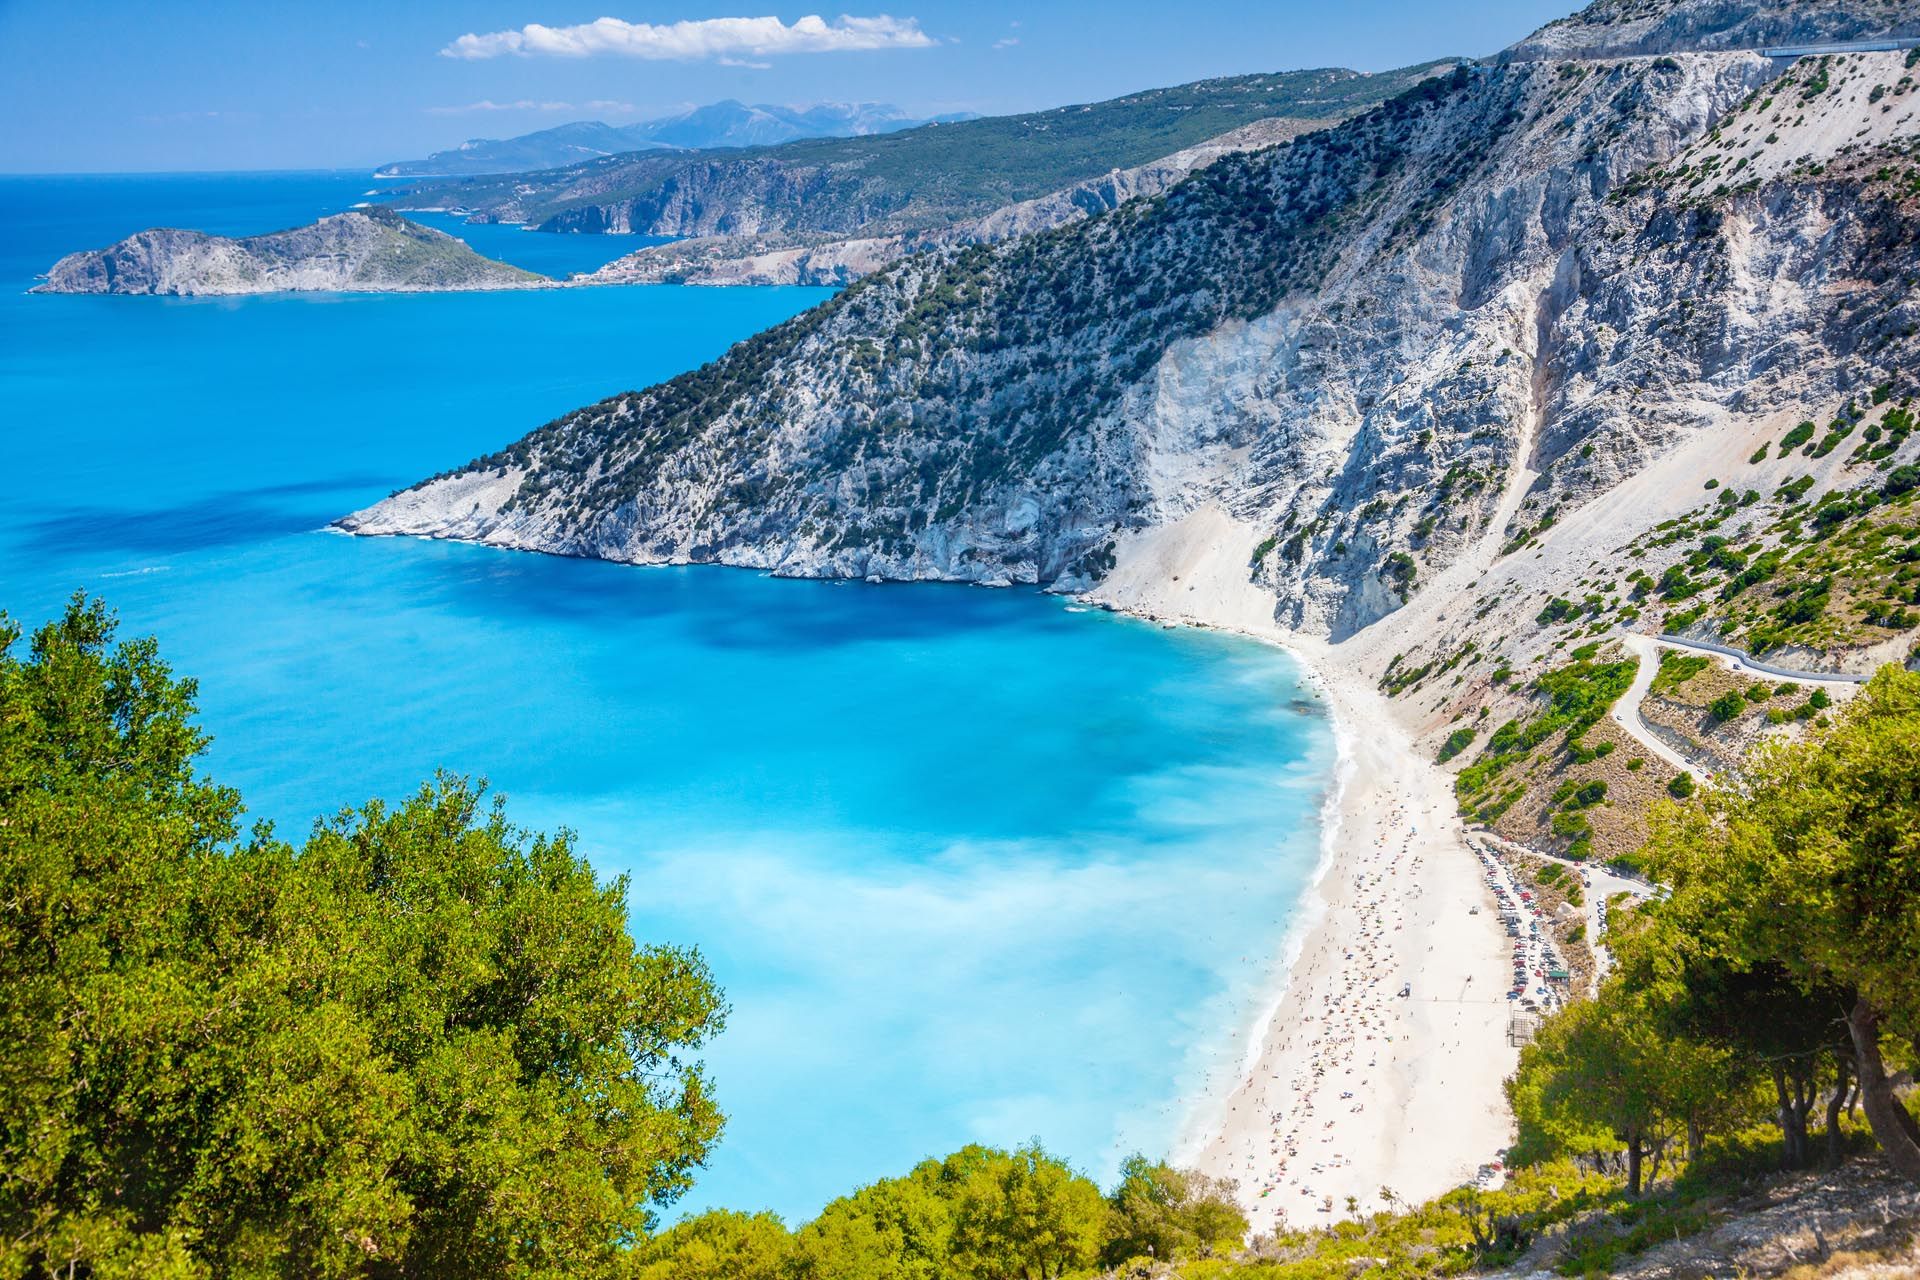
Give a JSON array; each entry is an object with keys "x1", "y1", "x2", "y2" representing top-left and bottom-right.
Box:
[
  {"x1": 1088, "y1": 508, "x2": 1519, "y2": 1229},
  {"x1": 1178, "y1": 648, "x2": 1517, "y2": 1229}
]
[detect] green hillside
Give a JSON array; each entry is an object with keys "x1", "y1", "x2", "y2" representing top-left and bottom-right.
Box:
[{"x1": 388, "y1": 61, "x2": 1460, "y2": 236}]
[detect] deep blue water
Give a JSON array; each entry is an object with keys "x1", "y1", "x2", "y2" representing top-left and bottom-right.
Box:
[{"x1": 0, "y1": 172, "x2": 1333, "y2": 1220}]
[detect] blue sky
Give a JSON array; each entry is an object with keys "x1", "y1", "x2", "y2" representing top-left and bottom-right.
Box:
[{"x1": 0, "y1": 1, "x2": 1574, "y2": 172}]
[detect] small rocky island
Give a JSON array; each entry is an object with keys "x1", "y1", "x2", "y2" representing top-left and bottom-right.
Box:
[{"x1": 32, "y1": 208, "x2": 547, "y2": 296}]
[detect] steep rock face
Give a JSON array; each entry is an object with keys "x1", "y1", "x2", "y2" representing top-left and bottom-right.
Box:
[
  {"x1": 1508, "y1": 0, "x2": 1920, "y2": 59},
  {"x1": 578, "y1": 118, "x2": 1320, "y2": 287},
  {"x1": 1518, "y1": 50, "x2": 1920, "y2": 526},
  {"x1": 33, "y1": 209, "x2": 545, "y2": 296},
  {"x1": 540, "y1": 156, "x2": 849, "y2": 238},
  {"x1": 345, "y1": 13, "x2": 1920, "y2": 649}
]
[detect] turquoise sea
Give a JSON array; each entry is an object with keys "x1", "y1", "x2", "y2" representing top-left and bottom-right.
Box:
[{"x1": 0, "y1": 172, "x2": 1334, "y2": 1220}]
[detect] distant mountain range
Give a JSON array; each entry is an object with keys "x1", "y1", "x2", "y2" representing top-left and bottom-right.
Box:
[{"x1": 375, "y1": 101, "x2": 979, "y2": 178}]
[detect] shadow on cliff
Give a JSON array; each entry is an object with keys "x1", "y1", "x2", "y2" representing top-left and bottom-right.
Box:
[{"x1": 399, "y1": 541, "x2": 1057, "y2": 653}]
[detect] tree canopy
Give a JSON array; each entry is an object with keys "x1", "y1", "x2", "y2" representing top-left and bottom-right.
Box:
[
  {"x1": 632, "y1": 1142, "x2": 1243, "y2": 1280},
  {"x1": 0, "y1": 597, "x2": 728, "y2": 1280},
  {"x1": 1514, "y1": 665, "x2": 1920, "y2": 1191}
]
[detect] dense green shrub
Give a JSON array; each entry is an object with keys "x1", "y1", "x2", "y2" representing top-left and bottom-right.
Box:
[
  {"x1": 0, "y1": 600, "x2": 730, "y2": 1279},
  {"x1": 1438, "y1": 726, "x2": 1478, "y2": 763}
]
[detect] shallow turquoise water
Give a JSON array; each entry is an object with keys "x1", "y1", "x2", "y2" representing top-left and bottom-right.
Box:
[{"x1": 0, "y1": 173, "x2": 1333, "y2": 1219}]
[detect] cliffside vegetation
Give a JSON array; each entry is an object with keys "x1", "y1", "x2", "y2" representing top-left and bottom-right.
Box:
[{"x1": 372, "y1": 63, "x2": 1507, "y2": 587}]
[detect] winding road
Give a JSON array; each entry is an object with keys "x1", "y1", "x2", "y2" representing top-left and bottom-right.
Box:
[
  {"x1": 1612, "y1": 634, "x2": 1699, "y2": 773},
  {"x1": 1646, "y1": 633, "x2": 1870, "y2": 687},
  {"x1": 1609, "y1": 632, "x2": 1867, "y2": 775}
]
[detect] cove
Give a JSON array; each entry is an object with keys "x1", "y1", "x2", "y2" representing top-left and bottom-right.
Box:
[{"x1": 0, "y1": 173, "x2": 1333, "y2": 1220}]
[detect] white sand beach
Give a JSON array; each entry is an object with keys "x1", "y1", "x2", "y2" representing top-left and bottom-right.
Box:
[
  {"x1": 1180, "y1": 653, "x2": 1518, "y2": 1229},
  {"x1": 1089, "y1": 507, "x2": 1521, "y2": 1228}
]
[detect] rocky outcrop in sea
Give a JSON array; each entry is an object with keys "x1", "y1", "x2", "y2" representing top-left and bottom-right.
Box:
[{"x1": 33, "y1": 208, "x2": 546, "y2": 296}]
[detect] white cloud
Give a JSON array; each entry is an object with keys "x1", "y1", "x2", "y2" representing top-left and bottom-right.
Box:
[
  {"x1": 425, "y1": 99, "x2": 579, "y2": 115},
  {"x1": 992, "y1": 36, "x2": 1018, "y2": 48},
  {"x1": 440, "y1": 12, "x2": 934, "y2": 61}
]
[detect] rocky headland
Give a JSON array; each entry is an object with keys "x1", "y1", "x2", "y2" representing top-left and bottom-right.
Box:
[{"x1": 32, "y1": 208, "x2": 547, "y2": 296}]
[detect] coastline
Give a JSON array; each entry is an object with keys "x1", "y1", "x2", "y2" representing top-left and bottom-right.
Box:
[
  {"x1": 1086, "y1": 508, "x2": 1518, "y2": 1228},
  {"x1": 1181, "y1": 645, "x2": 1518, "y2": 1229},
  {"x1": 344, "y1": 506, "x2": 1523, "y2": 1219}
]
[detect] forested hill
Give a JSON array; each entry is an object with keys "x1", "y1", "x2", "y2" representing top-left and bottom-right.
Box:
[{"x1": 381, "y1": 62, "x2": 1460, "y2": 236}]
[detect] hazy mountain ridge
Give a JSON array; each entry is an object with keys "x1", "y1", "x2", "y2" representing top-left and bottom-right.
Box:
[
  {"x1": 382, "y1": 63, "x2": 1460, "y2": 240},
  {"x1": 374, "y1": 102, "x2": 973, "y2": 179},
  {"x1": 31, "y1": 208, "x2": 546, "y2": 296}
]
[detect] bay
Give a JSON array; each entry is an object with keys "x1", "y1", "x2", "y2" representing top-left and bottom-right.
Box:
[{"x1": 0, "y1": 172, "x2": 1333, "y2": 1220}]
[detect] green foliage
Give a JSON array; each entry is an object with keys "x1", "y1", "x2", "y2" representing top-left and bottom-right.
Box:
[
  {"x1": 1667, "y1": 771, "x2": 1696, "y2": 799},
  {"x1": 1566, "y1": 779, "x2": 1607, "y2": 809},
  {"x1": 1100, "y1": 1156, "x2": 1246, "y2": 1266},
  {"x1": 1536, "y1": 596, "x2": 1581, "y2": 625},
  {"x1": 1707, "y1": 691, "x2": 1745, "y2": 722},
  {"x1": 1382, "y1": 551, "x2": 1418, "y2": 598},
  {"x1": 788, "y1": 1167, "x2": 953, "y2": 1280},
  {"x1": 1646, "y1": 668, "x2": 1920, "y2": 1031},
  {"x1": 0, "y1": 598, "x2": 728, "y2": 1280},
  {"x1": 1436, "y1": 726, "x2": 1476, "y2": 763},
  {"x1": 1455, "y1": 656, "x2": 1636, "y2": 807},
  {"x1": 631, "y1": 1211, "x2": 794, "y2": 1280},
  {"x1": 1509, "y1": 980, "x2": 1734, "y2": 1194},
  {"x1": 946, "y1": 1143, "x2": 1106, "y2": 1280},
  {"x1": 630, "y1": 1143, "x2": 1109, "y2": 1280},
  {"x1": 1649, "y1": 652, "x2": 1710, "y2": 694},
  {"x1": 1637, "y1": 668, "x2": 1920, "y2": 1181}
]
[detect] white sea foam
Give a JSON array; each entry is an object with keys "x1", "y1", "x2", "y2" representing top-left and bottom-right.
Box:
[{"x1": 1165, "y1": 675, "x2": 1351, "y2": 1167}]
